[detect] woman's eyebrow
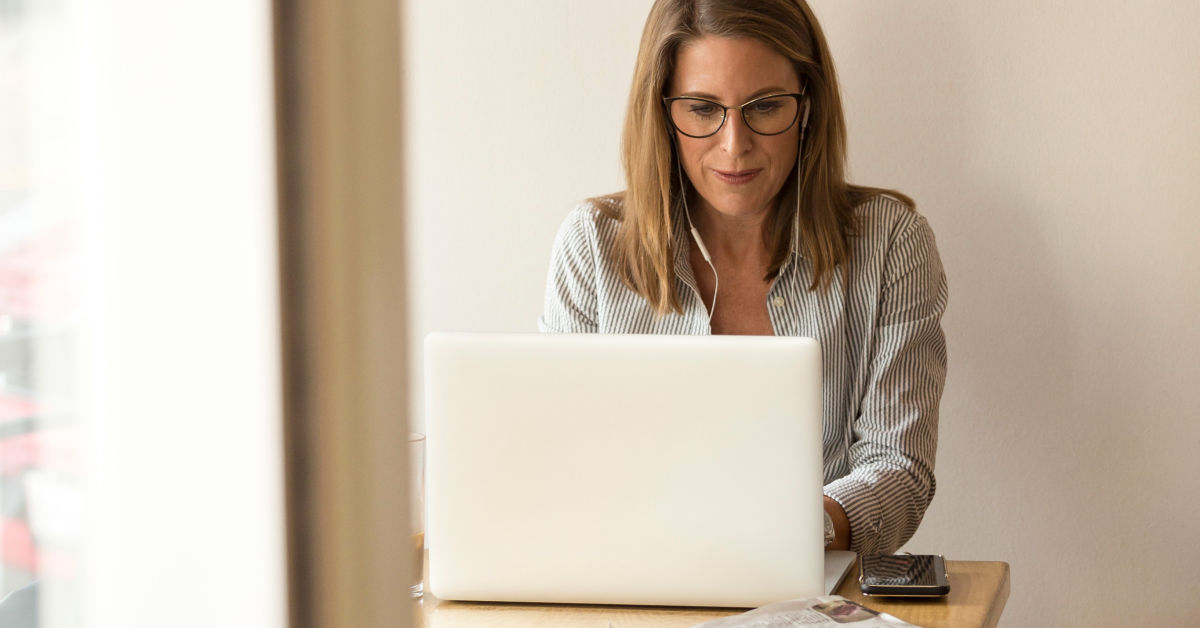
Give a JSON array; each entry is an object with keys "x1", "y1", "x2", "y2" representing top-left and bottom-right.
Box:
[
  {"x1": 675, "y1": 86, "x2": 792, "y2": 101},
  {"x1": 747, "y1": 86, "x2": 791, "y2": 98}
]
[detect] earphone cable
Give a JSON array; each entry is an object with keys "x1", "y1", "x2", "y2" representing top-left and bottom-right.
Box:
[{"x1": 676, "y1": 157, "x2": 719, "y2": 328}]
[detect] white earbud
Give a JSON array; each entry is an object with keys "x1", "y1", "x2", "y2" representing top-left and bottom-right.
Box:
[{"x1": 798, "y1": 92, "x2": 811, "y2": 153}]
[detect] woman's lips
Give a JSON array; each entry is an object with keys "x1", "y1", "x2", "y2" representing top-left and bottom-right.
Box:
[{"x1": 712, "y1": 168, "x2": 761, "y2": 185}]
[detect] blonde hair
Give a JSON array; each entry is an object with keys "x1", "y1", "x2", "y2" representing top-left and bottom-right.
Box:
[{"x1": 605, "y1": 0, "x2": 913, "y2": 316}]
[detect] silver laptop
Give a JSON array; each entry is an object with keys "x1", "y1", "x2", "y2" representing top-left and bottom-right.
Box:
[{"x1": 424, "y1": 332, "x2": 845, "y2": 608}]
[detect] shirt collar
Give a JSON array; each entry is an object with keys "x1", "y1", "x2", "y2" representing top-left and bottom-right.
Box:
[{"x1": 670, "y1": 204, "x2": 697, "y2": 286}]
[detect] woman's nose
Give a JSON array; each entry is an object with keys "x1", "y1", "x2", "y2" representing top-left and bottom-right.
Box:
[{"x1": 719, "y1": 111, "x2": 754, "y2": 155}]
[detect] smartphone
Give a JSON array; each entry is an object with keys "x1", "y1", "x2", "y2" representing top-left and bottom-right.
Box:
[{"x1": 858, "y1": 553, "x2": 950, "y2": 597}]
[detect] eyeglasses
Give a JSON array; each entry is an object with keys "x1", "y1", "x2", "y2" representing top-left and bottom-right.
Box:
[{"x1": 663, "y1": 92, "x2": 805, "y2": 138}]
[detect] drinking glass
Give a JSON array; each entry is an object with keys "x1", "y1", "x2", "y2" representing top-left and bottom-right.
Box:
[{"x1": 409, "y1": 433, "x2": 426, "y2": 598}]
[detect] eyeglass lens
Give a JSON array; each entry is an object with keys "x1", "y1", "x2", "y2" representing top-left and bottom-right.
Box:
[{"x1": 669, "y1": 95, "x2": 799, "y2": 137}]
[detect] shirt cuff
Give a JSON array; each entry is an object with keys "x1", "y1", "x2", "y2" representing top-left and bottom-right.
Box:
[{"x1": 824, "y1": 475, "x2": 885, "y2": 555}]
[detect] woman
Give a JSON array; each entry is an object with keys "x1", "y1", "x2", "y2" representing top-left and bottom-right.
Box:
[{"x1": 539, "y1": 0, "x2": 947, "y2": 556}]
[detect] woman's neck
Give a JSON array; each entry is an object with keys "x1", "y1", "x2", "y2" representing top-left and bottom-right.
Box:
[{"x1": 689, "y1": 196, "x2": 774, "y2": 268}]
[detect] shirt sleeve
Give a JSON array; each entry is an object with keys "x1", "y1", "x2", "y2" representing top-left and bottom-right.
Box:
[
  {"x1": 823, "y1": 214, "x2": 948, "y2": 555},
  {"x1": 538, "y1": 205, "x2": 600, "y2": 333}
]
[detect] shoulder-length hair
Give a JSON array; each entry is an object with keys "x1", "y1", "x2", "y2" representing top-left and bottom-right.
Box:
[{"x1": 604, "y1": 0, "x2": 913, "y2": 316}]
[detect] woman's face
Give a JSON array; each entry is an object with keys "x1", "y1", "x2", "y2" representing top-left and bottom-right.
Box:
[{"x1": 668, "y1": 35, "x2": 802, "y2": 221}]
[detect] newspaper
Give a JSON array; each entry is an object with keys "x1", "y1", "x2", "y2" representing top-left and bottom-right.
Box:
[{"x1": 693, "y1": 595, "x2": 921, "y2": 627}]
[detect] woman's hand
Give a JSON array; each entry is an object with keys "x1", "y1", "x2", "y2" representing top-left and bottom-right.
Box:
[{"x1": 823, "y1": 496, "x2": 851, "y2": 551}]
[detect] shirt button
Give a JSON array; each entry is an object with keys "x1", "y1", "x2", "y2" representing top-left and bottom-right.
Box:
[{"x1": 772, "y1": 296, "x2": 786, "y2": 307}]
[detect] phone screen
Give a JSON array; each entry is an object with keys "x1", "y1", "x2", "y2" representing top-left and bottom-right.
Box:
[{"x1": 860, "y1": 554, "x2": 945, "y2": 587}]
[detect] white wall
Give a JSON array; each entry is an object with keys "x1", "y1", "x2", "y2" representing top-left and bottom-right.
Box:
[{"x1": 404, "y1": 2, "x2": 1200, "y2": 625}]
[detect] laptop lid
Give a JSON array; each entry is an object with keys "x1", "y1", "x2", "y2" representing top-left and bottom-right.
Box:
[{"x1": 424, "y1": 332, "x2": 825, "y2": 608}]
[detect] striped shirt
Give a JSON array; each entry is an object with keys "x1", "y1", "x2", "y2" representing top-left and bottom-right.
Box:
[{"x1": 538, "y1": 194, "x2": 948, "y2": 555}]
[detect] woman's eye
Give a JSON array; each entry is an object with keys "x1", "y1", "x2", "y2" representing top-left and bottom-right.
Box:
[
  {"x1": 751, "y1": 102, "x2": 782, "y2": 114},
  {"x1": 689, "y1": 104, "x2": 719, "y2": 117}
]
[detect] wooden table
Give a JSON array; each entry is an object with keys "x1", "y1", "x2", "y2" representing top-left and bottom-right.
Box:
[{"x1": 417, "y1": 560, "x2": 1009, "y2": 628}]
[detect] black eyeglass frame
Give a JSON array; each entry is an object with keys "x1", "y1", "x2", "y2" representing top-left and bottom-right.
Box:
[{"x1": 662, "y1": 92, "x2": 807, "y2": 139}]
